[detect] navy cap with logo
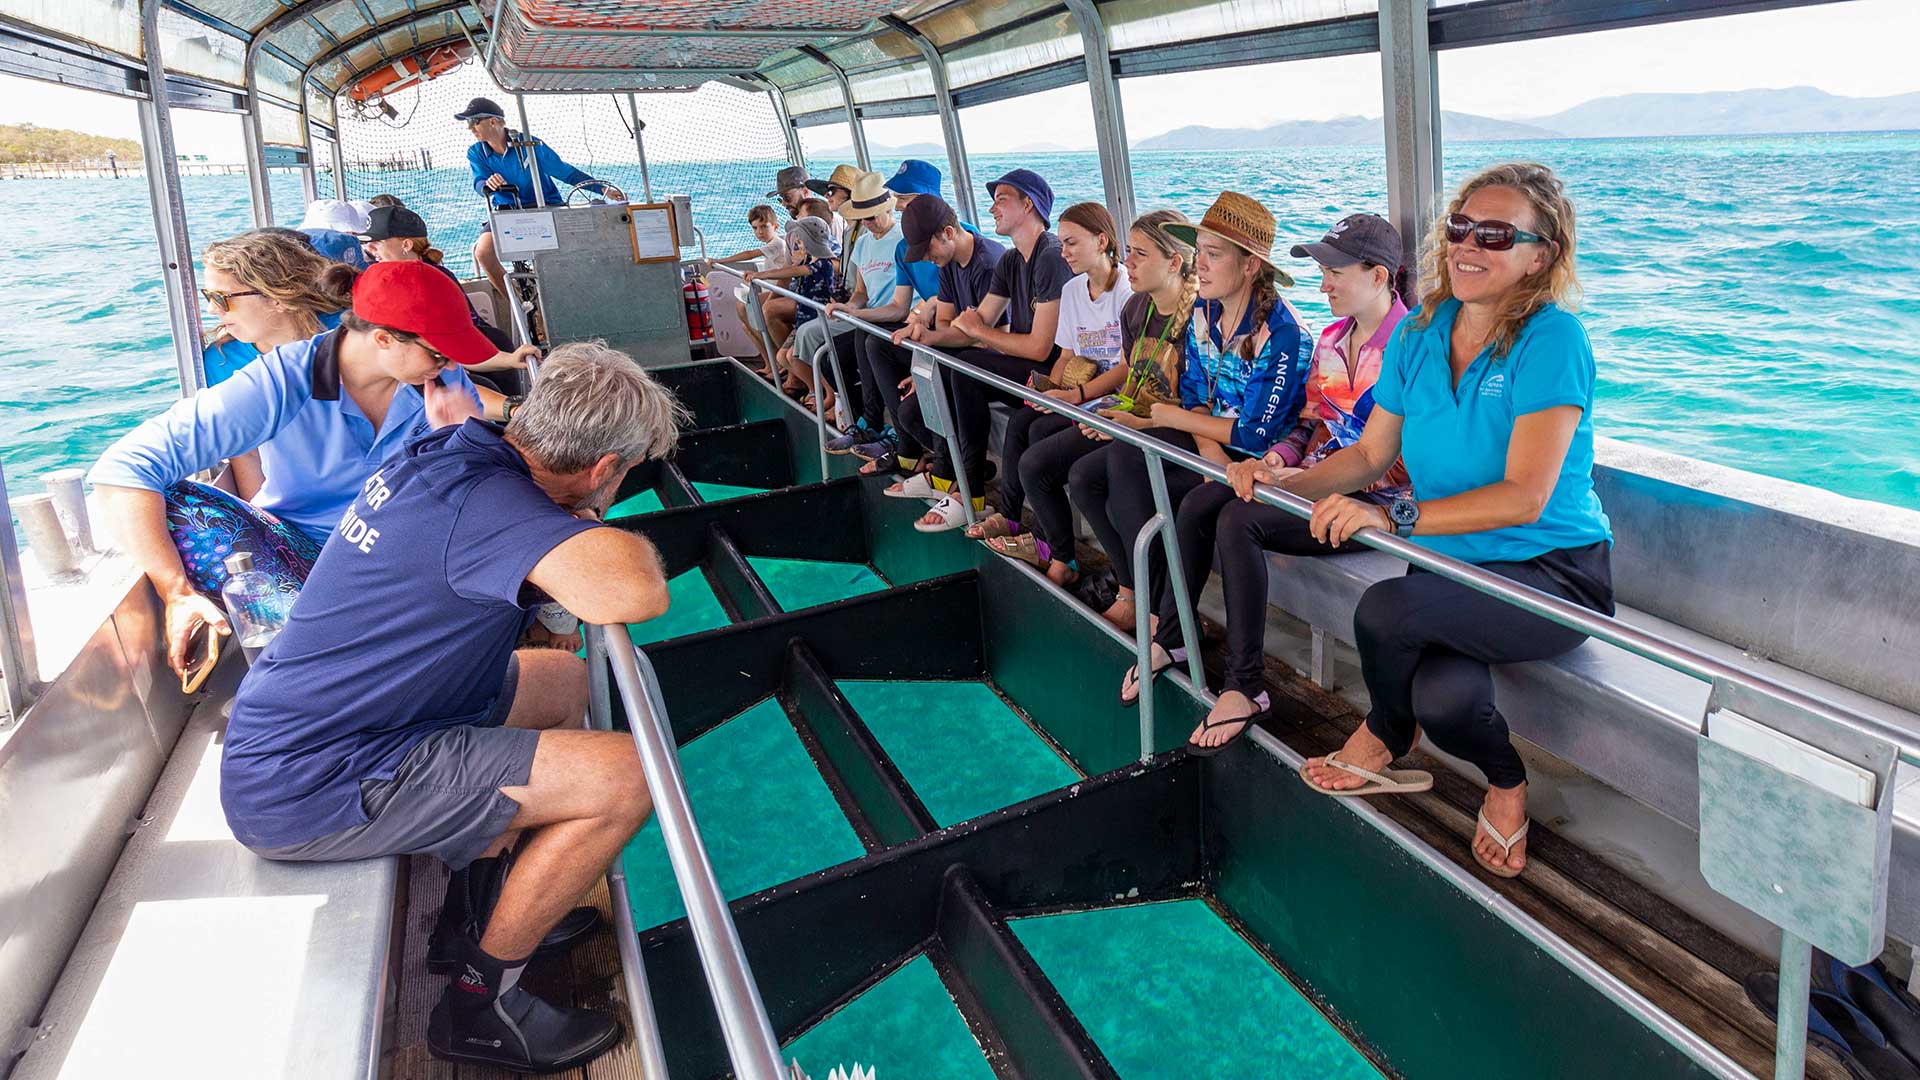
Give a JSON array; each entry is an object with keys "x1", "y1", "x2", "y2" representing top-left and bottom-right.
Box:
[
  {"x1": 454, "y1": 97, "x2": 505, "y2": 122},
  {"x1": 900, "y1": 195, "x2": 959, "y2": 262},
  {"x1": 1289, "y1": 212, "x2": 1404, "y2": 270}
]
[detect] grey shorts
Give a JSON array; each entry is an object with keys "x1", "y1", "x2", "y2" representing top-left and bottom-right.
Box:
[{"x1": 252, "y1": 656, "x2": 538, "y2": 871}]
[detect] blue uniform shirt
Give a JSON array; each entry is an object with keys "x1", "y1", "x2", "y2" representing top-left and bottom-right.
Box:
[
  {"x1": 1373, "y1": 298, "x2": 1613, "y2": 564},
  {"x1": 205, "y1": 310, "x2": 343, "y2": 387},
  {"x1": 220, "y1": 419, "x2": 599, "y2": 849},
  {"x1": 895, "y1": 221, "x2": 983, "y2": 303},
  {"x1": 89, "y1": 329, "x2": 481, "y2": 543},
  {"x1": 468, "y1": 137, "x2": 593, "y2": 210}
]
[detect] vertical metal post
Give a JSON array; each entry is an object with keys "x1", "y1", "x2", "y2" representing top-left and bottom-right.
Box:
[
  {"x1": 140, "y1": 0, "x2": 206, "y2": 398},
  {"x1": 300, "y1": 159, "x2": 319, "y2": 204},
  {"x1": 329, "y1": 97, "x2": 348, "y2": 199},
  {"x1": 515, "y1": 94, "x2": 546, "y2": 208},
  {"x1": 913, "y1": 347, "x2": 976, "y2": 530},
  {"x1": 1062, "y1": 0, "x2": 1134, "y2": 230},
  {"x1": 764, "y1": 84, "x2": 806, "y2": 167},
  {"x1": 626, "y1": 93, "x2": 655, "y2": 201},
  {"x1": 806, "y1": 343, "x2": 831, "y2": 478},
  {"x1": 1776, "y1": 932, "x2": 1812, "y2": 1079},
  {"x1": 1379, "y1": 0, "x2": 1442, "y2": 274},
  {"x1": 1145, "y1": 453, "x2": 1204, "y2": 690},
  {"x1": 484, "y1": 0, "x2": 507, "y2": 72},
  {"x1": 885, "y1": 15, "x2": 977, "y2": 224},
  {"x1": 802, "y1": 46, "x2": 868, "y2": 170},
  {"x1": 240, "y1": 100, "x2": 274, "y2": 227},
  {"x1": 1131, "y1": 514, "x2": 1166, "y2": 761},
  {"x1": 0, "y1": 464, "x2": 42, "y2": 725}
]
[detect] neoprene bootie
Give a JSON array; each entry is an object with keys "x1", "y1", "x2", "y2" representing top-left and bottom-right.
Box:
[
  {"x1": 426, "y1": 854, "x2": 601, "y2": 974},
  {"x1": 426, "y1": 936, "x2": 622, "y2": 1072}
]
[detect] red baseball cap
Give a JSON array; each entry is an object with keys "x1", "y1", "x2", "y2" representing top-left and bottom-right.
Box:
[{"x1": 351, "y1": 261, "x2": 497, "y2": 366}]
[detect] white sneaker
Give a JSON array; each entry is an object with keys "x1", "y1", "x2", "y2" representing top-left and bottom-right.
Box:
[
  {"x1": 913, "y1": 494, "x2": 973, "y2": 533},
  {"x1": 884, "y1": 472, "x2": 938, "y2": 501}
]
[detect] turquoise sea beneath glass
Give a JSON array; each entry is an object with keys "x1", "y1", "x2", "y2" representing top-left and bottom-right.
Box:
[{"x1": 2, "y1": 134, "x2": 1916, "y2": 512}]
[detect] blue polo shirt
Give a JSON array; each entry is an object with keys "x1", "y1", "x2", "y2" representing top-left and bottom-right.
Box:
[
  {"x1": 221, "y1": 419, "x2": 599, "y2": 849},
  {"x1": 205, "y1": 310, "x2": 344, "y2": 386},
  {"x1": 468, "y1": 136, "x2": 593, "y2": 210},
  {"x1": 90, "y1": 329, "x2": 482, "y2": 543},
  {"x1": 1374, "y1": 299, "x2": 1612, "y2": 564},
  {"x1": 895, "y1": 221, "x2": 983, "y2": 303}
]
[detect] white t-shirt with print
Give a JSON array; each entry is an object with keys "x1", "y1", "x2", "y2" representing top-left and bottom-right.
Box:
[
  {"x1": 1053, "y1": 271, "x2": 1134, "y2": 372},
  {"x1": 848, "y1": 221, "x2": 903, "y2": 304},
  {"x1": 758, "y1": 235, "x2": 790, "y2": 271}
]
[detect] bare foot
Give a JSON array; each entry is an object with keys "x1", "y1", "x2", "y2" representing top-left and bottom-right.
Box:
[
  {"x1": 1302, "y1": 725, "x2": 1397, "y2": 792},
  {"x1": 1044, "y1": 560, "x2": 1077, "y2": 587},
  {"x1": 1189, "y1": 689, "x2": 1258, "y2": 750},
  {"x1": 1101, "y1": 592, "x2": 1136, "y2": 631},
  {"x1": 1119, "y1": 642, "x2": 1172, "y2": 704},
  {"x1": 1474, "y1": 782, "x2": 1529, "y2": 875}
]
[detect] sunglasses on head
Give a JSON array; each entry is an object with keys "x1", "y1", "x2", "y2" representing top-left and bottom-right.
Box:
[
  {"x1": 201, "y1": 288, "x2": 260, "y2": 313},
  {"x1": 1444, "y1": 213, "x2": 1547, "y2": 252}
]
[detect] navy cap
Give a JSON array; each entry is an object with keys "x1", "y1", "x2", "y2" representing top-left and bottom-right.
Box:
[
  {"x1": 1290, "y1": 212, "x2": 1404, "y2": 270},
  {"x1": 357, "y1": 205, "x2": 429, "y2": 241},
  {"x1": 989, "y1": 168, "x2": 1053, "y2": 228},
  {"x1": 889, "y1": 159, "x2": 942, "y2": 196},
  {"x1": 901, "y1": 195, "x2": 959, "y2": 262},
  {"x1": 455, "y1": 97, "x2": 505, "y2": 121}
]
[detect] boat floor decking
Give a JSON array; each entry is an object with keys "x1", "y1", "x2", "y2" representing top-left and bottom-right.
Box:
[{"x1": 385, "y1": 857, "x2": 645, "y2": 1080}]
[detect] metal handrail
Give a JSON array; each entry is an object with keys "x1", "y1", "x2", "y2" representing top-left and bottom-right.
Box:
[
  {"x1": 747, "y1": 278, "x2": 1917, "y2": 771},
  {"x1": 587, "y1": 623, "x2": 787, "y2": 1080}
]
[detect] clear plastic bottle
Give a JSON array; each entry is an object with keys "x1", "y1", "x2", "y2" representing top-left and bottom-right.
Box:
[{"x1": 220, "y1": 551, "x2": 295, "y2": 665}]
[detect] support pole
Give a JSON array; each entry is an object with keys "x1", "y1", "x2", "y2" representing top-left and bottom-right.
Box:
[
  {"x1": 884, "y1": 15, "x2": 977, "y2": 224},
  {"x1": 1775, "y1": 932, "x2": 1812, "y2": 1079},
  {"x1": 1379, "y1": 0, "x2": 1442, "y2": 274},
  {"x1": 1062, "y1": 0, "x2": 1134, "y2": 230},
  {"x1": 0, "y1": 463, "x2": 41, "y2": 726},
  {"x1": 140, "y1": 0, "x2": 206, "y2": 397},
  {"x1": 802, "y1": 46, "x2": 868, "y2": 170},
  {"x1": 626, "y1": 93, "x2": 655, "y2": 201},
  {"x1": 764, "y1": 83, "x2": 806, "y2": 167},
  {"x1": 328, "y1": 95, "x2": 348, "y2": 198},
  {"x1": 515, "y1": 94, "x2": 545, "y2": 207}
]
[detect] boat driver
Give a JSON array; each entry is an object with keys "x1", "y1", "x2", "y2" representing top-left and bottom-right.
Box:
[{"x1": 220, "y1": 342, "x2": 684, "y2": 1072}]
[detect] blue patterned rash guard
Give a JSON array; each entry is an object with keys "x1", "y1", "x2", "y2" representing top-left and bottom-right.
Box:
[{"x1": 1177, "y1": 293, "x2": 1316, "y2": 455}]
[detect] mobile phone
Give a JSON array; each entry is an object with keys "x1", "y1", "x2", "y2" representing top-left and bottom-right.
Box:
[{"x1": 179, "y1": 621, "x2": 221, "y2": 694}]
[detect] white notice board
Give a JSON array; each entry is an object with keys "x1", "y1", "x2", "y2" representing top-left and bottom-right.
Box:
[
  {"x1": 629, "y1": 204, "x2": 678, "y2": 263},
  {"x1": 494, "y1": 210, "x2": 560, "y2": 259}
]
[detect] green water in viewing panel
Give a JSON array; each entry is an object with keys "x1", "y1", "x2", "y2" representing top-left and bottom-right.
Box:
[
  {"x1": 626, "y1": 568, "x2": 729, "y2": 645},
  {"x1": 1013, "y1": 901, "x2": 1382, "y2": 1080},
  {"x1": 783, "y1": 955, "x2": 995, "y2": 1080},
  {"x1": 609, "y1": 480, "x2": 769, "y2": 518},
  {"x1": 747, "y1": 556, "x2": 888, "y2": 610},
  {"x1": 836, "y1": 680, "x2": 1079, "y2": 827},
  {"x1": 621, "y1": 698, "x2": 865, "y2": 931}
]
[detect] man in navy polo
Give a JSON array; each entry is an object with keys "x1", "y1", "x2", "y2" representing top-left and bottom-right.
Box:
[{"x1": 223, "y1": 342, "x2": 684, "y2": 1072}]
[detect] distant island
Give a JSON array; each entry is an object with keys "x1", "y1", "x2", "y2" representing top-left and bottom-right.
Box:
[
  {"x1": 0, "y1": 123, "x2": 141, "y2": 164},
  {"x1": 1135, "y1": 86, "x2": 1920, "y2": 149}
]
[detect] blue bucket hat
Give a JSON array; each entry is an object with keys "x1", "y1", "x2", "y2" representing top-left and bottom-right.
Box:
[
  {"x1": 989, "y1": 168, "x2": 1053, "y2": 228},
  {"x1": 889, "y1": 159, "x2": 942, "y2": 196}
]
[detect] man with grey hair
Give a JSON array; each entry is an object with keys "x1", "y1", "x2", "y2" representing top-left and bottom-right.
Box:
[{"x1": 220, "y1": 341, "x2": 685, "y2": 1072}]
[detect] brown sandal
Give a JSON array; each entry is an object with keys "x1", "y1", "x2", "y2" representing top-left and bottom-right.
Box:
[
  {"x1": 986, "y1": 533, "x2": 1045, "y2": 568},
  {"x1": 964, "y1": 512, "x2": 1018, "y2": 541}
]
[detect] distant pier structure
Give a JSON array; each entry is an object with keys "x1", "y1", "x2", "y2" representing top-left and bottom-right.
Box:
[{"x1": 0, "y1": 158, "x2": 249, "y2": 179}]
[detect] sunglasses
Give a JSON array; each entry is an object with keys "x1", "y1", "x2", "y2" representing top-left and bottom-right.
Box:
[
  {"x1": 201, "y1": 288, "x2": 260, "y2": 313},
  {"x1": 1444, "y1": 213, "x2": 1548, "y2": 252}
]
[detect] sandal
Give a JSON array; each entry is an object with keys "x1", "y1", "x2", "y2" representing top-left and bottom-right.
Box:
[
  {"x1": 964, "y1": 512, "x2": 1019, "y2": 541},
  {"x1": 913, "y1": 494, "x2": 972, "y2": 533},
  {"x1": 1299, "y1": 751, "x2": 1434, "y2": 797},
  {"x1": 1473, "y1": 808, "x2": 1529, "y2": 879},
  {"x1": 1186, "y1": 692, "x2": 1269, "y2": 758},
  {"x1": 886, "y1": 472, "x2": 938, "y2": 501},
  {"x1": 1119, "y1": 645, "x2": 1182, "y2": 708},
  {"x1": 987, "y1": 533, "x2": 1044, "y2": 568}
]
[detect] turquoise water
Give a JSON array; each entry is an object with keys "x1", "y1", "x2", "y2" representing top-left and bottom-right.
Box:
[
  {"x1": 784, "y1": 955, "x2": 996, "y2": 1079},
  {"x1": 3, "y1": 134, "x2": 1917, "y2": 510}
]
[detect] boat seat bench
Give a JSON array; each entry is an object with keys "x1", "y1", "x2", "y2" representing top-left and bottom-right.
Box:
[
  {"x1": 1257, "y1": 543, "x2": 1920, "y2": 933},
  {"x1": 12, "y1": 695, "x2": 399, "y2": 1080}
]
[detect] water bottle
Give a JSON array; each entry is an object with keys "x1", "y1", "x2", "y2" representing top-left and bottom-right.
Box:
[{"x1": 221, "y1": 551, "x2": 294, "y2": 665}]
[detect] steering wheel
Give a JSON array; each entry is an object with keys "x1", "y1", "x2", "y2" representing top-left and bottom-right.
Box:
[{"x1": 564, "y1": 181, "x2": 624, "y2": 207}]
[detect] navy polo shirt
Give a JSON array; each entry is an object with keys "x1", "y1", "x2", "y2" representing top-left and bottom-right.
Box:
[
  {"x1": 220, "y1": 419, "x2": 598, "y2": 849},
  {"x1": 1374, "y1": 299, "x2": 1612, "y2": 564}
]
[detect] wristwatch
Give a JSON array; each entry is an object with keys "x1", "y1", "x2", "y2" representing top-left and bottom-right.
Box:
[
  {"x1": 501, "y1": 395, "x2": 525, "y2": 422},
  {"x1": 1387, "y1": 497, "x2": 1420, "y2": 537}
]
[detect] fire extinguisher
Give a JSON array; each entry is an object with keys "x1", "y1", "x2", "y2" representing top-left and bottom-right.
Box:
[{"x1": 683, "y1": 274, "x2": 712, "y2": 343}]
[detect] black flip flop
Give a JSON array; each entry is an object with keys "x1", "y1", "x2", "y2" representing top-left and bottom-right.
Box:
[
  {"x1": 1119, "y1": 649, "x2": 1177, "y2": 708},
  {"x1": 1745, "y1": 971, "x2": 1920, "y2": 1080},
  {"x1": 1185, "y1": 696, "x2": 1268, "y2": 758}
]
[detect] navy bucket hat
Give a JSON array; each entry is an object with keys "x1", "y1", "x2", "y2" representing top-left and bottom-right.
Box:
[{"x1": 989, "y1": 169, "x2": 1053, "y2": 228}]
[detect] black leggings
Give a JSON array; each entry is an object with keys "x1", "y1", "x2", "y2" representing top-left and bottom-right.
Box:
[
  {"x1": 998, "y1": 408, "x2": 1075, "y2": 518},
  {"x1": 1068, "y1": 429, "x2": 1205, "y2": 592},
  {"x1": 858, "y1": 334, "x2": 925, "y2": 461},
  {"x1": 840, "y1": 321, "x2": 899, "y2": 430},
  {"x1": 1153, "y1": 482, "x2": 1350, "y2": 697},
  {"x1": 1355, "y1": 541, "x2": 1615, "y2": 789},
  {"x1": 1020, "y1": 423, "x2": 1104, "y2": 560},
  {"x1": 922, "y1": 348, "x2": 1048, "y2": 487}
]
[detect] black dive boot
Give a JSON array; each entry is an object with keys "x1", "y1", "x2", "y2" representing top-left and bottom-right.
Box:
[
  {"x1": 426, "y1": 936, "x2": 622, "y2": 1072},
  {"x1": 426, "y1": 853, "x2": 601, "y2": 974}
]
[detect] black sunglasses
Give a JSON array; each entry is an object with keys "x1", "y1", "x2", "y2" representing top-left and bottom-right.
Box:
[
  {"x1": 200, "y1": 288, "x2": 261, "y2": 312},
  {"x1": 1444, "y1": 213, "x2": 1548, "y2": 252}
]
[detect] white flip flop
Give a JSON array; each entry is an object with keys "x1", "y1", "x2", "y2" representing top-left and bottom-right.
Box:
[
  {"x1": 1473, "y1": 808, "x2": 1529, "y2": 879},
  {"x1": 1299, "y1": 750, "x2": 1434, "y2": 797},
  {"x1": 913, "y1": 494, "x2": 972, "y2": 533}
]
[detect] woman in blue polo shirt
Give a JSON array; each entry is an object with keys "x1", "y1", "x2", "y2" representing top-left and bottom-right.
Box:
[
  {"x1": 1291, "y1": 163, "x2": 1613, "y2": 881},
  {"x1": 92, "y1": 262, "x2": 501, "y2": 680}
]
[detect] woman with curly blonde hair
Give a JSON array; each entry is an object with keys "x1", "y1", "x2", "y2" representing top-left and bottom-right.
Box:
[
  {"x1": 202, "y1": 229, "x2": 356, "y2": 386},
  {"x1": 1292, "y1": 163, "x2": 1614, "y2": 882}
]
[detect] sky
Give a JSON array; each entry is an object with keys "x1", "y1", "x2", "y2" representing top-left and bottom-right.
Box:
[{"x1": 2, "y1": 0, "x2": 1917, "y2": 159}]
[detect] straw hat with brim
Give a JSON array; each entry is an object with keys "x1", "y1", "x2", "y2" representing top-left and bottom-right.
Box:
[
  {"x1": 1166, "y1": 191, "x2": 1295, "y2": 288},
  {"x1": 838, "y1": 170, "x2": 895, "y2": 222},
  {"x1": 807, "y1": 163, "x2": 863, "y2": 197}
]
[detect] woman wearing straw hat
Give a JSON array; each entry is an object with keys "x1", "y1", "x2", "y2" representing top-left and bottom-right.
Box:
[
  {"x1": 1070, "y1": 191, "x2": 1315, "y2": 636},
  {"x1": 791, "y1": 169, "x2": 903, "y2": 426}
]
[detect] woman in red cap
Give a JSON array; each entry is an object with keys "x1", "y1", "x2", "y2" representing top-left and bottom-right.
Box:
[{"x1": 92, "y1": 261, "x2": 525, "y2": 679}]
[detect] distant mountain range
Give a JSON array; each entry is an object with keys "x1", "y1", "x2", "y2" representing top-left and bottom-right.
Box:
[{"x1": 1134, "y1": 87, "x2": 1920, "y2": 149}]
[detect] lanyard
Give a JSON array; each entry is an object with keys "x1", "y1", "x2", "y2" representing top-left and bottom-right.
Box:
[{"x1": 1121, "y1": 298, "x2": 1179, "y2": 397}]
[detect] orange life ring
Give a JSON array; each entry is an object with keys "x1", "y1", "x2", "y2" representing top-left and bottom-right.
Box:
[{"x1": 348, "y1": 44, "x2": 472, "y2": 103}]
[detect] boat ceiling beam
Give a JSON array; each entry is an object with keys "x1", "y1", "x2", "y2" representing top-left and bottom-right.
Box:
[
  {"x1": 1427, "y1": 0, "x2": 1851, "y2": 49},
  {"x1": 880, "y1": 13, "x2": 976, "y2": 224},
  {"x1": 798, "y1": 44, "x2": 868, "y2": 171},
  {"x1": 300, "y1": 0, "x2": 469, "y2": 85}
]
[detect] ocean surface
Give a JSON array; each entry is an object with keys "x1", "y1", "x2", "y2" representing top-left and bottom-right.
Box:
[{"x1": 2, "y1": 133, "x2": 1916, "y2": 512}]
